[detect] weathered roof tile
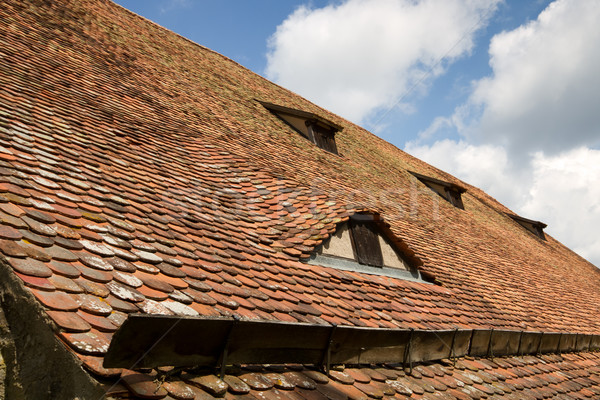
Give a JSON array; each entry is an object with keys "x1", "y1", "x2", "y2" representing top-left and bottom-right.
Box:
[
  {"x1": 120, "y1": 370, "x2": 168, "y2": 399},
  {"x1": 2, "y1": 0, "x2": 600, "y2": 398}
]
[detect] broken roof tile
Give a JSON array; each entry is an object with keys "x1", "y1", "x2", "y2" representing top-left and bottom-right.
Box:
[{"x1": 120, "y1": 370, "x2": 168, "y2": 399}]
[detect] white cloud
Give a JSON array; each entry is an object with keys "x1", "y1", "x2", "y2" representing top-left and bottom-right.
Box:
[
  {"x1": 266, "y1": 0, "x2": 500, "y2": 123},
  {"x1": 406, "y1": 141, "x2": 600, "y2": 267},
  {"x1": 410, "y1": 0, "x2": 600, "y2": 266},
  {"x1": 522, "y1": 148, "x2": 600, "y2": 266},
  {"x1": 469, "y1": 0, "x2": 600, "y2": 155},
  {"x1": 405, "y1": 139, "x2": 522, "y2": 205},
  {"x1": 159, "y1": 0, "x2": 191, "y2": 14}
]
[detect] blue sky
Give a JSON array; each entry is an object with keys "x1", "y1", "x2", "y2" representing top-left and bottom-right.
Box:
[
  {"x1": 115, "y1": 0, "x2": 550, "y2": 144},
  {"x1": 114, "y1": 0, "x2": 600, "y2": 266},
  {"x1": 113, "y1": 1, "x2": 329, "y2": 74}
]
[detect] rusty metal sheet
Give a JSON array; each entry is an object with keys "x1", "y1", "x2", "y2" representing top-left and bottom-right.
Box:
[
  {"x1": 589, "y1": 335, "x2": 600, "y2": 350},
  {"x1": 558, "y1": 334, "x2": 577, "y2": 352},
  {"x1": 104, "y1": 315, "x2": 231, "y2": 368},
  {"x1": 469, "y1": 330, "x2": 492, "y2": 357},
  {"x1": 330, "y1": 327, "x2": 411, "y2": 364},
  {"x1": 489, "y1": 330, "x2": 521, "y2": 356},
  {"x1": 469, "y1": 330, "x2": 524, "y2": 357},
  {"x1": 575, "y1": 334, "x2": 592, "y2": 351},
  {"x1": 104, "y1": 315, "x2": 592, "y2": 370},
  {"x1": 226, "y1": 319, "x2": 332, "y2": 365},
  {"x1": 539, "y1": 333, "x2": 562, "y2": 353},
  {"x1": 104, "y1": 315, "x2": 334, "y2": 368},
  {"x1": 518, "y1": 332, "x2": 542, "y2": 355},
  {"x1": 410, "y1": 330, "x2": 471, "y2": 362}
]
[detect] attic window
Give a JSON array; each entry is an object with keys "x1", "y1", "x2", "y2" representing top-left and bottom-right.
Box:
[
  {"x1": 309, "y1": 213, "x2": 425, "y2": 282},
  {"x1": 410, "y1": 171, "x2": 466, "y2": 209},
  {"x1": 508, "y1": 214, "x2": 547, "y2": 240},
  {"x1": 259, "y1": 101, "x2": 342, "y2": 154}
]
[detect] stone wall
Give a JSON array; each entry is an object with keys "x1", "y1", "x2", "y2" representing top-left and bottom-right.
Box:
[
  {"x1": 0, "y1": 339, "x2": 6, "y2": 400},
  {"x1": 0, "y1": 259, "x2": 105, "y2": 400},
  {"x1": 0, "y1": 303, "x2": 23, "y2": 400}
]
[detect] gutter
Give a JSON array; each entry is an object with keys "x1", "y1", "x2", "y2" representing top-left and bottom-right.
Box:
[{"x1": 104, "y1": 315, "x2": 600, "y2": 372}]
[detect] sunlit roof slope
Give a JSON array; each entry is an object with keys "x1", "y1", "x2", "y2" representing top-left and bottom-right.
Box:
[{"x1": 1, "y1": 0, "x2": 600, "y2": 398}]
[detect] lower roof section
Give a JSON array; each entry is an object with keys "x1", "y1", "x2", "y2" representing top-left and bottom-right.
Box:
[{"x1": 99, "y1": 350, "x2": 600, "y2": 399}]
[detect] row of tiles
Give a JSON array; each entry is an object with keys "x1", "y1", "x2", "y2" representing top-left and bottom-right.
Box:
[
  {"x1": 0, "y1": 100, "x2": 556, "y2": 343},
  {"x1": 99, "y1": 352, "x2": 600, "y2": 399},
  {"x1": 3, "y1": 3, "x2": 600, "y2": 342},
  {"x1": 1, "y1": 68, "x2": 598, "y2": 343},
  {"x1": 0, "y1": 117, "x2": 586, "y2": 335},
  {"x1": 2, "y1": 99, "x2": 599, "y2": 387},
  {"x1": 3, "y1": 6, "x2": 600, "y2": 400}
]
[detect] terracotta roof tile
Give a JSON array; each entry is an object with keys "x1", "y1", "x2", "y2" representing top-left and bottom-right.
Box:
[
  {"x1": 120, "y1": 370, "x2": 168, "y2": 399},
  {"x1": 2, "y1": 0, "x2": 600, "y2": 398}
]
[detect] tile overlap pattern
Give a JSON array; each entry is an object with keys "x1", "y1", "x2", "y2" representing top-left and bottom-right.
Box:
[
  {"x1": 2, "y1": 0, "x2": 600, "y2": 399},
  {"x1": 101, "y1": 352, "x2": 600, "y2": 399}
]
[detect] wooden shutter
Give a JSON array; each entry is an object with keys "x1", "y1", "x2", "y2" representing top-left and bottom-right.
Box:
[
  {"x1": 535, "y1": 225, "x2": 546, "y2": 240},
  {"x1": 311, "y1": 124, "x2": 338, "y2": 155},
  {"x1": 349, "y1": 219, "x2": 383, "y2": 267},
  {"x1": 445, "y1": 188, "x2": 464, "y2": 210}
]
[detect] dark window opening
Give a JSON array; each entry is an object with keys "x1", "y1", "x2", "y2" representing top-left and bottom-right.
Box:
[
  {"x1": 308, "y1": 121, "x2": 338, "y2": 154},
  {"x1": 259, "y1": 101, "x2": 342, "y2": 155},
  {"x1": 410, "y1": 171, "x2": 466, "y2": 210},
  {"x1": 508, "y1": 214, "x2": 547, "y2": 240},
  {"x1": 445, "y1": 187, "x2": 464, "y2": 209},
  {"x1": 349, "y1": 215, "x2": 384, "y2": 267}
]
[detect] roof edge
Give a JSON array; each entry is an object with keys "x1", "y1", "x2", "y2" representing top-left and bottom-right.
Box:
[
  {"x1": 257, "y1": 100, "x2": 344, "y2": 132},
  {"x1": 409, "y1": 171, "x2": 467, "y2": 193},
  {"x1": 507, "y1": 213, "x2": 548, "y2": 229}
]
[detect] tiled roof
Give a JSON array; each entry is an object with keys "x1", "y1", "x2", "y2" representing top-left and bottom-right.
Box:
[
  {"x1": 1, "y1": 0, "x2": 600, "y2": 398},
  {"x1": 103, "y1": 352, "x2": 600, "y2": 399}
]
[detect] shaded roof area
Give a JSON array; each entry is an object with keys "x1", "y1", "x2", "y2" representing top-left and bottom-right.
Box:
[{"x1": 1, "y1": 0, "x2": 600, "y2": 399}]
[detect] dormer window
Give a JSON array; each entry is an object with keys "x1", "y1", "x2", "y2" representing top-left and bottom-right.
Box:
[
  {"x1": 308, "y1": 213, "x2": 425, "y2": 281},
  {"x1": 410, "y1": 171, "x2": 466, "y2": 210},
  {"x1": 348, "y1": 215, "x2": 384, "y2": 267},
  {"x1": 508, "y1": 214, "x2": 547, "y2": 240},
  {"x1": 259, "y1": 101, "x2": 342, "y2": 154}
]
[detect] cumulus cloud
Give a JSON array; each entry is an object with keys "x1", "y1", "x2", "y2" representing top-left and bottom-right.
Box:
[
  {"x1": 522, "y1": 148, "x2": 600, "y2": 265},
  {"x1": 405, "y1": 139, "x2": 517, "y2": 202},
  {"x1": 266, "y1": 0, "x2": 500, "y2": 123},
  {"x1": 408, "y1": 0, "x2": 600, "y2": 266},
  {"x1": 406, "y1": 142, "x2": 600, "y2": 266},
  {"x1": 468, "y1": 0, "x2": 600, "y2": 156}
]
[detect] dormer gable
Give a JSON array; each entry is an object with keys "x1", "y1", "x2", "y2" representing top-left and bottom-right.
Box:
[
  {"x1": 259, "y1": 101, "x2": 342, "y2": 154},
  {"x1": 309, "y1": 213, "x2": 425, "y2": 282},
  {"x1": 508, "y1": 214, "x2": 547, "y2": 240},
  {"x1": 410, "y1": 171, "x2": 466, "y2": 209}
]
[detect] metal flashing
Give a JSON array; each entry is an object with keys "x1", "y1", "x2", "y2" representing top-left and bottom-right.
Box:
[
  {"x1": 409, "y1": 171, "x2": 466, "y2": 209},
  {"x1": 507, "y1": 214, "x2": 548, "y2": 229},
  {"x1": 104, "y1": 315, "x2": 600, "y2": 370},
  {"x1": 308, "y1": 253, "x2": 426, "y2": 283}
]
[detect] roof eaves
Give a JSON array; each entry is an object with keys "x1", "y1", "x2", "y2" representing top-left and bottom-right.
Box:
[
  {"x1": 409, "y1": 171, "x2": 467, "y2": 193},
  {"x1": 507, "y1": 213, "x2": 548, "y2": 229},
  {"x1": 257, "y1": 100, "x2": 344, "y2": 132}
]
